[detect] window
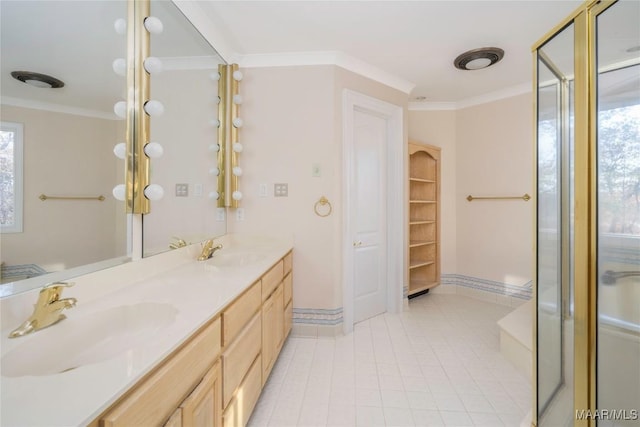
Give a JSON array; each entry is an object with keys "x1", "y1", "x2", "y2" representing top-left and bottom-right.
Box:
[{"x1": 1, "y1": 121, "x2": 23, "y2": 233}]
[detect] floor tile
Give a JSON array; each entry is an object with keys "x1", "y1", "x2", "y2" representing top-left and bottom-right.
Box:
[{"x1": 250, "y1": 294, "x2": 532, "y2": 427}]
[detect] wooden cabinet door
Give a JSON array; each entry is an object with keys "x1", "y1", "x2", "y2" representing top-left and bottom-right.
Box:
[
  {"x1": 262, "y1": 283, "x2": 284, "y2": 382},
  {"x1": 180, "y1": 361, "x2": 222, "y2": 427}
]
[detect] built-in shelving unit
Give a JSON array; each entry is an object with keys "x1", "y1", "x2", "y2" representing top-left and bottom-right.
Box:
[{"x1": 408, "y1": 142, "x2": 441, "y2": 298}]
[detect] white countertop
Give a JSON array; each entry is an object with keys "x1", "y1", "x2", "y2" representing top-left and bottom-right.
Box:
[{"x1": 0, "y1": 234, "x2": 293, "y2": 427}]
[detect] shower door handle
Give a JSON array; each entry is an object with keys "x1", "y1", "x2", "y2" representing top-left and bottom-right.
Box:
[{"x1": 601, "y1": 270, "x2": 640, "y2": 285}]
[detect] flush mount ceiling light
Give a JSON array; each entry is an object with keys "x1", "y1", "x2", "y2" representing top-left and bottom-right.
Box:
[
  {"x1": 454, "y1": 47, "x2": 504, "y2": 71},
  {"x1": 10, "y1": 71, "x2": 65, "y2": 88}
]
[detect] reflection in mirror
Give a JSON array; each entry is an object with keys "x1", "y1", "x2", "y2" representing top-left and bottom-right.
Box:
[
  {"x1": 0, "y1": 1, "x2": 129, "y2": 296},
  {"x1": 142, "y1": 0, "x2": 227, "y2": 256}
]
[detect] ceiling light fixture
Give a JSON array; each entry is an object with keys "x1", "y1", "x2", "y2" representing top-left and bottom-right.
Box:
[
  {"x1": 454, "y1": 47, "x2": 504, "y2": 71},
  {"x1": 11, "y1": 71, "x2": 65, "y2": 88}
]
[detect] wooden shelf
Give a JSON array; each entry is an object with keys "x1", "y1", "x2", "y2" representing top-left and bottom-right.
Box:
[
  {"x1": 409, "y1": 220, "x2": 435, "y2": 225},
  {"x1": 408, "y1": 142, "x2": 441, "y2": 298},
  {"x1": 409, "y1": 240, "x2": 436, "y2": 248},
  {"x1": 409, "y1": 260, "x2": 435, "y2": 269}
]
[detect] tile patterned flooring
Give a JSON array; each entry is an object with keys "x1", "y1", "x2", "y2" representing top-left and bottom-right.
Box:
[{"x1": 248, "y1": 293, "x2": 531, "y2": 426}]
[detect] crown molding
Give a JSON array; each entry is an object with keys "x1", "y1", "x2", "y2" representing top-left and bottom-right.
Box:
[
  {"x1": 234, "y1": 51, "x2": 416, "y2": 95},
  {"x1": 160, "y1": 55, "x2": 224, "y2": 71},
  {"x1": 410, "y1": 82, "x2": 532, "y2": 111},
  {"x1": 1, "y1": 97, "x2": 117, "y2": 120}
]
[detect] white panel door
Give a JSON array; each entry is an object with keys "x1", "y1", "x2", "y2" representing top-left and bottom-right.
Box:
[{"x1": 352, "y1": 109, "x2": 387, "y2": 323}]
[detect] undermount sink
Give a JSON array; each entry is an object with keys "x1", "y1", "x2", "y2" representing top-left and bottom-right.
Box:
[
  {"x1": 206, "y1": 252, "x2": 265, "y2": 268},
  {"x1": 1, "y1": 302, "x2": 177, "y2": 378}
]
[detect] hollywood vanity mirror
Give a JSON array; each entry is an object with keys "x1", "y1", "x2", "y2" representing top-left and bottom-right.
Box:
[{"x1": 0, "y1": 0, "x2": 227, "y2": 297}]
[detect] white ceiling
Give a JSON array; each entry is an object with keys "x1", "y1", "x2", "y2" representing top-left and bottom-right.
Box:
[{"x1": 196, "y1": 0, "x2": 584, "y2": 103}]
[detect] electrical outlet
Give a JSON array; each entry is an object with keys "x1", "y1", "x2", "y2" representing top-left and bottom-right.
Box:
[
  {"x1": 193, "y1": 183, "x2": 203, "y2": 197},
  {"x1": 175, "y1": 183, "x2": 188, "y2": 197},
  {"x1": 274, "y1": 183, "x2": 288, "y2": 197},
  {"x1": 216, "y1": 208, "x2": 225, "y2": 221},
  {"x1": 236, "y1": 208, "x2": 245, "y2": 221},
  {"x1": 312, "y1": 163, "x2": 321, "y2": 177}
]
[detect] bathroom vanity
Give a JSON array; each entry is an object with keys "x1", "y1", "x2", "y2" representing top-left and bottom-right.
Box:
[{"x1": 0, "y1": 234, "x2": 293, "y2": 427}]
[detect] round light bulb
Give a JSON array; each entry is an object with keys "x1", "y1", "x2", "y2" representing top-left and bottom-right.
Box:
[
  {"x1": 232, "y1": 117, "x2": 243, "y2": 128},
  {"x1": 210, "y1": 72, "x2": 221, "y2": 81},
  {"x1": 233, "y1": 142, "x2": 243, "y2": 153},
  {"x1": 210, "y1": 118, "x2": 220, "y2": 127},
  {"x1": 144, "y1": 142, "x2": 164, "y2": 158},
  {"x1": 209, "y1": 191, "x2": 220, "y2": 200},
  {"x1": 144, "y1": 184, "x2": 164, "y2": 200},
  {"x1": 114, "y1": 101, "x2": 127, "y2": 118},
  {"x1": 233, "y1": 94, "x2": 243, "y2": 105},
  {"x1": 144, "y1": 100, "x2": 164, "y2": 116},
  {"x1": 143, "y1": 57, "x2": 163, "y2": 74},
  {"x1": 232, "y1": 70, "x2": 243, "y2": 81},
  {"x1": 113, "y1": 142, "x2": 126, "y2": 159},
  {"x1": 465, "y1": 57, "x2": 492, "y2": 70},
  {"x1": 112, "y1": 58, "x2": 126, "y2": 76},
  {"x1": 114, "y1": 18, "x2": 126, "y2": 35},
  {"x1": 232, "y1": 191, "x2": 243, "y2": 201},
  {"x1": 112, "y1": 184, "x2": 126, "y2": 201},
  {"x1": 209, "y1": 167, "x2": 220, "y2": 176},
  {"x1": 232, "y1": 166, "x2": 242, "y2": 176},
  {"x1": 144, "y1": 16, "x2": 163, "y2": 34},
  {"x1": 209, "y1": 144, "x2": 220, "y2": 152}
]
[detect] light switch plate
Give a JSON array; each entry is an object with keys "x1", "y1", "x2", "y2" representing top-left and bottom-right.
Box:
[
  {"x1": 175, "y1": 183, "x2": 189, "y2": 197},
  {"x1": 274, "y1": 183, "x2": 288, "y2": 197},
  {"x1": 236, "y1": 208, "x2": 245, "y2": 221},
  {"x1": 259, "y1": 183, "x2": 268, "y2": 197},
  {"x1": 312, "y1": 163, "x2": 321, "y2": 177},
  {"x1": 193, "y1": 183, "x2": 203, "y2": 197},
  {"x1": 216, "y1": 208, "x2": 225, "y2": 221}
]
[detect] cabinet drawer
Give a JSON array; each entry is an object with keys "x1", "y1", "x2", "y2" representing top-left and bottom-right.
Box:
[
  {"x1": 222, "y1": 313, "x2": 261, "y2": 408},
  {"x1": 222, "y1": 354, "x2": 262, "y2": 427},
  {"x1": 102, "y1": 317, "x2": 221, "y2": 427},
  {"x1": 180, "y1": 361, "x2": 221, "y2": 427},
  {"x1": 284, "y1": 300, "x2": 292, "y2": 338},
  {"x1": 262, "y1": 260, "x2": 283, "y2": 300},
  {"x1": 283, "y1": 271, "x2": 292, "y2": 305},
  {"x1": 283, "y1": 251, "x2": 292, "y2": 275},
  {"x1": 223, "y1": 280, "x2": 261, "y2": 346}
]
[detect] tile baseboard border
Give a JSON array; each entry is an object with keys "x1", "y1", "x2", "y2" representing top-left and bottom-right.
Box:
[
  {"x1": 437, "y1": 273, "x2": 532, "y2": 307},
  {"x1": 291, "y1": 273, "x2": 532, "y2": 335}
]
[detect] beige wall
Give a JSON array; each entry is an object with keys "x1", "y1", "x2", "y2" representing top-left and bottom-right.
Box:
[
  {"x1": 409, "y1": 93, "x2": 533, "y2": 287},
  {"x1": 456, "y1": 93, "x2": 533, "y2": 285},
  {"x1": 228, "y1": 65, "x2": 408, "y2": 310},
  {"x1": 0, "y1": 105, "x2": 125, "y2": 271}
]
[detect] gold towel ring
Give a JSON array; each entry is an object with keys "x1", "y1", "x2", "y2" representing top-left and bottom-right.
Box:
[{"x1": 314, "y1": 196, "x2": 332, "y2": 217}]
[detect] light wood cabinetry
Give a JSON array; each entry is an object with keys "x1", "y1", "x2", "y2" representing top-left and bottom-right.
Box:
[
  {"x1": 100, "y1": 317, "x2": 221, "y2": 427},
  {"x1": 408, "y1": 142, "x2": 441, "y2": 298},
  {"x1": 92, "y1": 250, "x2": 294, "y2": 427}
]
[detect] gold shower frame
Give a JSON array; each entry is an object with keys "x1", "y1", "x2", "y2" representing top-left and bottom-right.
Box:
[{"x1": 531, "y1": 1, "x2": 618, "y2": 425}]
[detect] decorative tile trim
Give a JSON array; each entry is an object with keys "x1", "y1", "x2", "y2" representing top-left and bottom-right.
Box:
[
  {"x1": 441, "y1": 273, "x2": 533, "y2": 300},
  {"x1": 1, "y1": 263, "x2": 47, "y2": 279},
  {"x1": 293, "y1": 307, "x2": 343, "y2": 325}
]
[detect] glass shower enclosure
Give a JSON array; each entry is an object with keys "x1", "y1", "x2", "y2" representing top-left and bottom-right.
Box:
[{"x1": 534, "y1": 0, "x2": 639, "y2": 426}]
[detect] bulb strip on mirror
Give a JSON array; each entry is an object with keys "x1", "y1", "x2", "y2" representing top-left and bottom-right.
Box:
[
  {"x1": 216, "y1": 64, "x2": 241, "y2": 208},
  {"x1": 126, "y1": 0, "x2": 151, "y2": 214},
  {"x1": 217, "y1": 64, "x2": 227, "y2": 208},
  {"x1": 230, "y1": 63, "x2": 240, "y2": 209}
]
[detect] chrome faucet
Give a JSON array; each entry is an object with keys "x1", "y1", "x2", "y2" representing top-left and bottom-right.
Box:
[
  {"x1": 169, "y1": 236, "x2": 188, "y2": 250},
  {"x1": 8, "y1": 282, "x2": 77, "y2": 338},
  {"x1": 197, "y1": 239, "x2": 223, "y2": 261}
]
